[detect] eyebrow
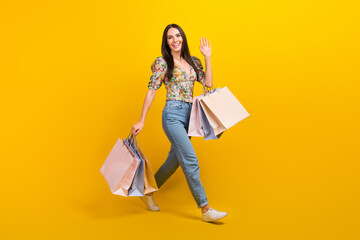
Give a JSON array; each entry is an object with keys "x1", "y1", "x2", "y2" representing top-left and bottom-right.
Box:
[{"x1": 168, "y1": 33, "x2": 181, "y2": 37}]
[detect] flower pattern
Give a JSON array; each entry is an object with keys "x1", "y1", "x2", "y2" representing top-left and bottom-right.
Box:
[{"x1": 148, "y1": 56, "x2": 205, "y2": 103}]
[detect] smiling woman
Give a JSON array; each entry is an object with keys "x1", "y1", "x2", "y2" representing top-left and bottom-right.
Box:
[
  {"x1": 160, "y1": 25, "x2": 212, "y2": 86},
  {"x1": 131, "y1": 23, "x2": 226, "y2": 223}
]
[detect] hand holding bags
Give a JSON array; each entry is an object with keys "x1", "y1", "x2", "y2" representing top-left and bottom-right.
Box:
[{"x1": 100, "y1": 132, "x2": 158, "y2": 196}]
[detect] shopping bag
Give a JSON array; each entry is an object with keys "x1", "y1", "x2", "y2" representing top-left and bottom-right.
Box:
[
  {"x1": 199, "y1": 86, "x2": 250, "y2": 136},
  {"x1": 188, "y1": 87, "x2": 220, "y2": 138},
  {"x1": 188, "y1": 95, "x2": 205, "y2": 137},
  {"x1": 137, "y1": 144, "x2": 159, "y2": 195},
  {"x1": 199, "y1": 98, "x2": 226, "y2": 136},
  {"x1": 199, "y1": 102, "x2": 223, "y2": 140},
  {"x1": 127, "y1": 133, "x2": 158, "y2": 195},
  {"x1": 100, "y1": 138, "x2": 140, "y2": 196},
  {"x1": 124, "y1": 136, "x2": 145, "y2": 196}
]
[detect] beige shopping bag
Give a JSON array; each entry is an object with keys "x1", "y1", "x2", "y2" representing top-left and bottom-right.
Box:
[
  {"x1": 137, "y1": 144, "x2": 159, "y2": 195},
  {"x1": 100, "y1": 138, "x2": 140, "y2": 196},
  {"x1": 199, "y1": 86, "x2": 250, "y2": 135}
]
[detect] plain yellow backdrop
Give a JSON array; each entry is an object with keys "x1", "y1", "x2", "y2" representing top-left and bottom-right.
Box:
[{"x1": 1, "y1": 0, "x2": 359, "y2": 239}]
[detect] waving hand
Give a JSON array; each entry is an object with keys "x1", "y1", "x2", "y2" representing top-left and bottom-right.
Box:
[{"x1": 200, "y1": 37, "x2": 211, "y2": 58}]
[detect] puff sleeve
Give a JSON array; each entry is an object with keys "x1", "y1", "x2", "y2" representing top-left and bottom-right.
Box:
[
  {"x1": 192, "y1": 56, "x2": 205, "y2": 85},
  {"x1": 148, "y1": 57, "x2": 167, "y2": 90}
]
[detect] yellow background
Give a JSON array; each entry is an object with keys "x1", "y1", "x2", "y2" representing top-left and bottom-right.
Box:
[{"x1": 1, "y1": 0, "x2": 359, "y2": 239}]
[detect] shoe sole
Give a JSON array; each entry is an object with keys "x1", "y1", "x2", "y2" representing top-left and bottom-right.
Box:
[
  {"x1": 147, "y1": 207, "x2": 160, "y2": 212},
  {"x1": 202, "y1": 213, "x2": 228, "y2": 222}
]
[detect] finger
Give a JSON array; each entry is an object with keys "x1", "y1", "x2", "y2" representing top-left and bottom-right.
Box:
[
  {"x1": 200, "y1": 37, "x2": 203, "y2": 47},
  {"x1": 205, "y1": 38, "x2": 208, "y2": 47},
  {"x1": 209, "y1": 40, "x2": 211, "y2": 48}
]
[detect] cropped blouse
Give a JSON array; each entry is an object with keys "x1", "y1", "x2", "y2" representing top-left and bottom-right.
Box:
[{"x1": 147, "y1": 56, "x2": 205, "y2": 103}]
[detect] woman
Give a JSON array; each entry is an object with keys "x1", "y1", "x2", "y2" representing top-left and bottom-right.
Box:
[{"x1": 131, "y1": 24, "x2": 227, "y2": 222}]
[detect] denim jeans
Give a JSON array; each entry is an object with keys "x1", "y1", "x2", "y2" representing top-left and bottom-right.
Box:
[{"x1": 154, "y1": 100, "x2": 209, "y2": 208}]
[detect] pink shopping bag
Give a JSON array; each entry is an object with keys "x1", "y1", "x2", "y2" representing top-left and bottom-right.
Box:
[
  {"x1": 100, "y1": 138, "x2": 140, "y2": 196},
  {"x1": 188, "y1": 95, "x2": 205, "y2": 137}
]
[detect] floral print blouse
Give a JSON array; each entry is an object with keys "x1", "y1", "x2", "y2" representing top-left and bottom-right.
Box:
[{"x1": 148, "y1": 56, "x2": 205, "y2": 103}]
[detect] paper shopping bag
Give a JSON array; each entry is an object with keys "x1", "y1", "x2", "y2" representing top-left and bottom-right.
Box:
[
  {"x1": 199, "y1": 102, "x2": 223, "y2": 140},
  {"x1": 188, "y1": 95, "x2": 205, "y2": 137},
  {"x1": 124, "y1": 137, "x2": 145, "y2": 196},
  {"x1": 199, "y1": 86, "x2": 250, "y2": 135},
  {"x1": 129, "y1": 133, "x2": 158, "y2": 194},
  {"x1": 100, "y1": 138, "x2": 140, "y2": 196},
  {"x1": 137, "y1": 144, "x2": 159, "y2": 195},
  {"x1": 188, "y1": 88, "x2": 220, "y2": 138}
]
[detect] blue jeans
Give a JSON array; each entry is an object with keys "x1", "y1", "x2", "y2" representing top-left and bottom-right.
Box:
[{"x1": 154, "y1": 100, "x2": 209, "y2": 208}]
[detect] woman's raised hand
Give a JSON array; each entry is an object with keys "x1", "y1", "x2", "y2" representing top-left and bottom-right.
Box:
[
  {"x1": 131, "y1": 121, "x2": 144, "y2": 135},
  {"x1": 200, "y1": 37, "x2": 211, "y2": 58}
]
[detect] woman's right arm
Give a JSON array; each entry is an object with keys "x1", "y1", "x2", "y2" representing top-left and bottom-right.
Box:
[{"x1": 131, "y1": 89, "x2": 157, "y2": 135}]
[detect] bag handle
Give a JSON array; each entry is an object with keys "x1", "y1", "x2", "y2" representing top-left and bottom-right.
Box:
[
  {"x1": 201, "y1": 80, "x2": 217, "y2": 96},
  {"x1": 126, "y1": 132, "x2": 139, "y2": 151}
]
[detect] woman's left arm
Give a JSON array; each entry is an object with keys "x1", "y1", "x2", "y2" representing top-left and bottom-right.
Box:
[{"x1": 200, "y1": 37, "x2": 213, "y2": 88}]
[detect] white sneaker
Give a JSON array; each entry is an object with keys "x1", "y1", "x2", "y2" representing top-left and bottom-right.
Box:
[
  {"x1": 139, "y1": 195, "x2": 160, "y2": 211},
  {"x1": 202, "y1": 208, "x2": 228, "y2": 222}
]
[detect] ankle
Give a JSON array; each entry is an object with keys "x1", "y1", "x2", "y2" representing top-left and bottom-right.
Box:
[{"x1": 201, "y1": 205, "x2": 210, "y2": 214}]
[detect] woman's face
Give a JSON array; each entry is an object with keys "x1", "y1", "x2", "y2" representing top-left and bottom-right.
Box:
[{"x1": 167, "y1": 28, "x2": 183, "y2": 53}]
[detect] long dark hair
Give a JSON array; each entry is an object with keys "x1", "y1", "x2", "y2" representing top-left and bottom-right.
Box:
[{"x1": 161, "y1": 24, "x2": 200, "y2": 81}]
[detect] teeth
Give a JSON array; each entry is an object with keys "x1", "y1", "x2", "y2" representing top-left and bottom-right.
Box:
[{"x1": 173, "y1": 43, "x2": 180, "y2": 47}]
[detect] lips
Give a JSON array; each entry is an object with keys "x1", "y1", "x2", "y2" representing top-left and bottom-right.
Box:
[{"x1": 172, "y1": 43, "x2": 180, "y2": 48}]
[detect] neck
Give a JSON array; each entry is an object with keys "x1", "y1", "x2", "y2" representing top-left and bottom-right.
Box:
[{"x1": 171, "y1": 51, "x2": 182, "y2": 61}]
